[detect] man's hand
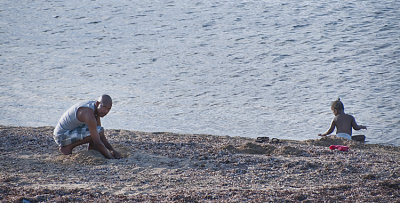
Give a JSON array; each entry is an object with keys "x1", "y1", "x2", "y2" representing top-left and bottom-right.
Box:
[{"x1": 111, "y1": 150, "x2": 122, "y2": 159}]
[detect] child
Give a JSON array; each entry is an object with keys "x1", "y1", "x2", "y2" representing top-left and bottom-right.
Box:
[{"x1": 318, "y1": 98, "x2": 367, "y2": 140}]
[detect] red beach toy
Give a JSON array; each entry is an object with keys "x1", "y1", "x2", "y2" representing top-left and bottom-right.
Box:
[
  {"x1": 329, "y1": 145, "x2": 338, "y2": 150},
  {"x1": 338, "y1": 146, "x2": 349, "y2": 151},
  {"x1": 329, "y1": 145, "x2": 349, "y2": 152}
]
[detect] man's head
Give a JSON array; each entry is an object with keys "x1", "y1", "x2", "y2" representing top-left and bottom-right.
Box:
[{"x1": 95, "y1": 94, "x2": 112, "y2": 117}]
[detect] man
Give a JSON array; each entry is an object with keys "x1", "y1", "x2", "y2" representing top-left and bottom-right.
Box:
[{"x1": 53, "y1": 94, "x2": 121, "y2": 159}]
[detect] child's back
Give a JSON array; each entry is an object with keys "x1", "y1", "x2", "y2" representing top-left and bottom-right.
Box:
[
  {"x1": 319, "y1": 98, "x2": 366, "y2": 140},
  {"x1": 334, "y1": 113, "x2": 360, "y2": 136}
]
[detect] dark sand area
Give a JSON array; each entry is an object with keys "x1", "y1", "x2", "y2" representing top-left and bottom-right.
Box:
[{"x1": 1, "y1": 125, "x2": 399, "y2": 202}]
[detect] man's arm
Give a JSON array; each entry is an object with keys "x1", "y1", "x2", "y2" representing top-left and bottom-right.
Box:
[
  {"x1": 95, "y1": 114, "x2": 115, "y2": 149},
  {"x1": 78, "y1": 108, "x2": 113, "y2": 159},
  {"x1": 99, "y1": 132, "x2": 122, "y2": 159},
  {"x1": 96, "y1": 114, "x2": 102, "y2": 126},
  {"x1": 100, "y1": 131, "x2": 115, "y2": 151},
  {"x1": 95, "y1": 112, "x2": 121, "y2": 158},
  {"x1": 94, "y1": 114, "x2": 112, "y2": 150}
]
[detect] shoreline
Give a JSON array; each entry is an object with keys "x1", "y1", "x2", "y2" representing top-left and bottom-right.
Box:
[{"x1": 1, "y1": 125, "x2": 399, "y2": 202}]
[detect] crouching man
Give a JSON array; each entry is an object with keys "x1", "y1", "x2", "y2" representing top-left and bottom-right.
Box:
[{"x1": 53, "y1": 94, "x2": 121, "y2": 159}]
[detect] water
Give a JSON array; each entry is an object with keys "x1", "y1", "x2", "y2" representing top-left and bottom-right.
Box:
[{"x1": 1, "y1": 0, "x2": 399, "y2": 146}]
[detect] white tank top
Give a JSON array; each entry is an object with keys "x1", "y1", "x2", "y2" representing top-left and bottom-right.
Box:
[{"x1": 53, "y1": 101, "x2": 96, "y2": 135}]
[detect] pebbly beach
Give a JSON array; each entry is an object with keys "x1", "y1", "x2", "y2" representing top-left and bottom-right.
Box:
[{"x1": 1, "y1": 125, "x2": 399, "y2": 202}]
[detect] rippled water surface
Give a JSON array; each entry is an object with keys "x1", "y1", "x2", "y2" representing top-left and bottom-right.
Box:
[{"x1": 1, "y1": 0, "x2": 399, "y2": 145}]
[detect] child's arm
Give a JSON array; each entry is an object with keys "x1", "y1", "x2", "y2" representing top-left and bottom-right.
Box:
[
  {"x1": 319, "y1": 120, "x2": 336, "y2": 136},
  {"x1": 351, "y1": 116, "x2": 367, "y2": 130}
]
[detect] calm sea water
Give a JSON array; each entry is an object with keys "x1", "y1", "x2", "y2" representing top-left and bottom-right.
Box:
[{"x1": 1, "y1": 0, "x2": 399, "y2": 145}]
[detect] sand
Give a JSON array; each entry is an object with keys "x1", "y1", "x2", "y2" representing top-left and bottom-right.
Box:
[{"x1": 0, "y1": 125, "x2": 399, "y2": 202}]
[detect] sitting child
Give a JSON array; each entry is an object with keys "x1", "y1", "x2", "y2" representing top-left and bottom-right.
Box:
[{"x1": 318, "y1": 98, "x2": 367, "y2": 140}]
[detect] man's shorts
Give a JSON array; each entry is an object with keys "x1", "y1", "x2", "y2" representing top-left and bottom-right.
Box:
[{"x1": 54, "y1": 125, "x2": 104, "y2": 147}]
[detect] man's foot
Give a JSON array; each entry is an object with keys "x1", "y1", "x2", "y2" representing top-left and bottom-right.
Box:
[{"x1": 59, "y1": 146, "x2": 72, "y2": 155}]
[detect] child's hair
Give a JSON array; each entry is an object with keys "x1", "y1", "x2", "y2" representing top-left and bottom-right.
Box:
[{"x1": 331, "y1": 98, "x2": 344, "y2": 111}]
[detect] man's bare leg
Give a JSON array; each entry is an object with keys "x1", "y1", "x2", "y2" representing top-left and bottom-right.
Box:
[
  {"x1": 88, "y1": 140, "x2": 96, "y2": 150},
  {"x1": 60, "y1": 136, "x2": 92, "y2": 155},
  {"x1": 88, "y1": 130, "x2": 105, "y2": 150}
]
